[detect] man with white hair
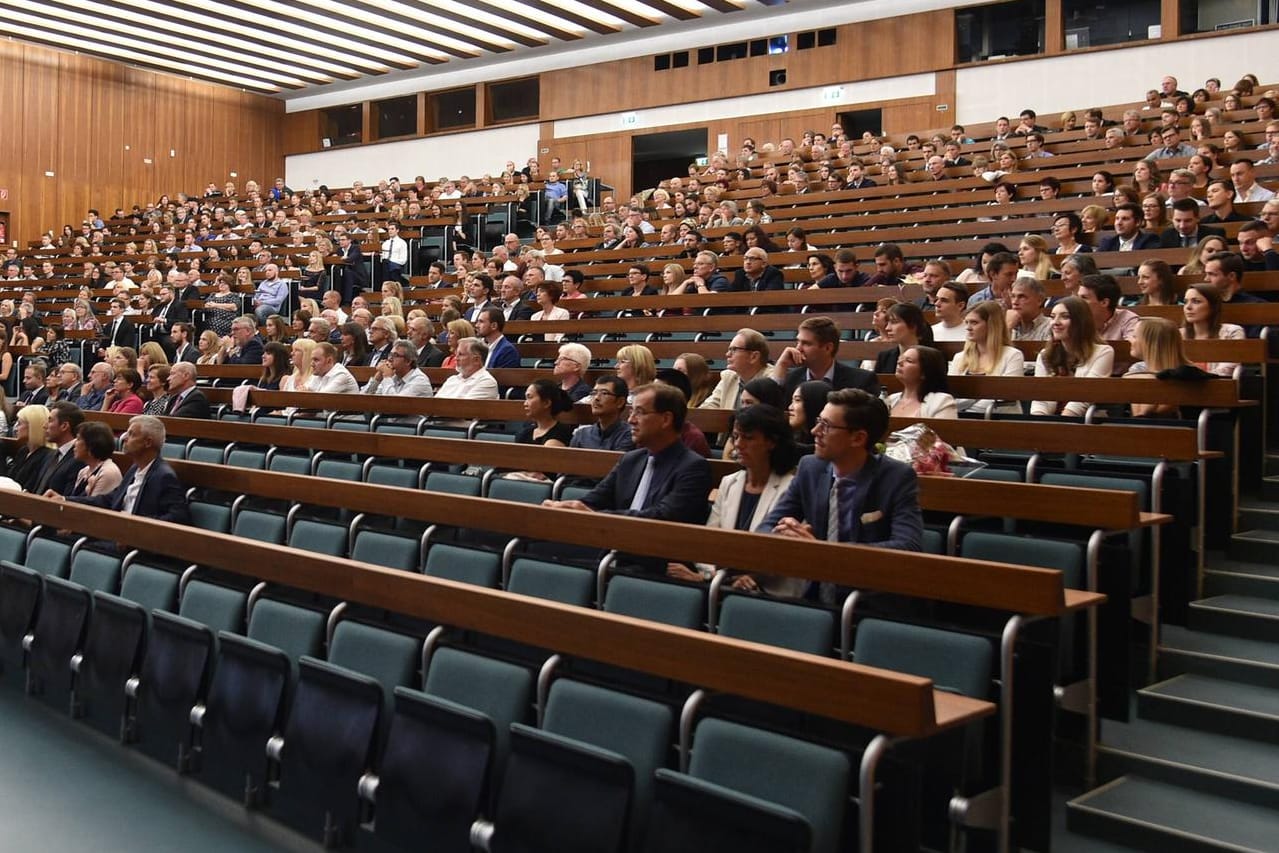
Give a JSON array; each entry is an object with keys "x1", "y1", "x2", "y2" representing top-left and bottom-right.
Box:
[
  {"x1": 165, "y1": 362, "x2": 211, "y2": 418},
  {"x1": 366, "y1": 316, "x2": 398, "y2": 367},
  {"x1": 437, "y1": 337, "x2": 499, "y2": 399},
  {"x1": 407, "y1": 315, "x2": 446, "y2": 367},
  {"x1": 554, "y1": 341, "x2": 593, "y2": 401},
  {"x1": 63, "y1": 415, "x2": 190, "y2": 524}
]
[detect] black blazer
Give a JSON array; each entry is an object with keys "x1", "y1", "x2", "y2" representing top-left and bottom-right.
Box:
[
  {"x1": 72, "y1": 458, "x2": 190, "y2": 524},
  {"x1": 1095, "y1": 231, "x2": 1161, "y2": 252},
  {"x1": 225, "y1": 335, "x2": 264, "y2": 365},
  {"x1": 779, "y1": 362, "x2": 881, "y2": 401},
  {"x1": 341, "y1": 244, "x2": 370, "y2": 290},
  {"x1": 101, "y1": 316, "x2": 137, "y2": 349},
  {"x1": 581, "y1": 441, "x2": 711, "y2": 524},
  {"x1": 7, "y1": 445, "x2": 53, "y2": 492},
  {"x1": 1158, "y1": 224, "x2": 1226, "y2": 249},
  {"x1": 35, "y1": 447, "x2": 84, "y2": 496},
  {"x1": 873, "y1": 347, "x2": 902, "y2": 375},
  {"x1": 419, "y1": 345, "x2": 447, "y2": 368},
  {"x1": 167, "y1": 389, "x2": 211, "y2": 419},
  {"x1": 152, "y1": 297, "x2": 190, "y2": 330},
  {"x1": 728, "y1": 265, "x2": 785, "y2": 293}
]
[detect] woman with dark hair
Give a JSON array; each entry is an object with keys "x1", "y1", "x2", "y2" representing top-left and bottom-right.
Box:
[
  {"x1": 956, "y1": 242, "x2": 1011, "y2": 287},
  {"x1": 66, "y1": 420, "x2": 122, "y2": 497},
  {"x1": 1032, "y1": 295, "x2": 1115, "y2": 417},
  {"x1": 1051, "y1": 213, "x2": 1089, "y2": 256},
  {"x1": 103, "y1": 368, "x2": 145, "y2": 414},
  {"x1": 717, "y1": 375, "x2": 788, "y2": 463},
  {"x1": 258, "y1": 341, "x2": 291, "y2": 390},
  {"x1": 1134, "y1": 260, "x2": 1177, "y2": 306},
  {"x1": 516, "y1": 378, "x2": 574, "y2": 446},
  {"x1": 1140, "y1": 194, "x2": 1168, "y2": 232},
  {"x1": 742, "y1": 225, "x2": 780, "y2": 253},
  {"x1": 887, "y1": 346, "x2": 956, "y2": 418},
  {"x1": 802, "y1": 253, "x2": 835, "y2": 290},
  {"x1": 785, "y1": 227, "x2": 813, "y2": 254},
  {"x1": 666, "y1": 403, "x2": 801, "y2": 596},
  {"x1": 1092, "y1": 170, "x2": 1116, "y2": 196},
  {"x1": 873, "y1": 302, "x2": 934, "y2": 374},
  {"x1": 142, "y1": 365, "x2": 171, "y2": 415},
  {"x1": 1182, "y1": 284, "x2": 1244, "y2": 377},
  {"x1": 787, "y1": 379, "x2": 830, "y2": 453},
  {"x1": 339, "y1": 322, "x2": 369, "y2": 367}
]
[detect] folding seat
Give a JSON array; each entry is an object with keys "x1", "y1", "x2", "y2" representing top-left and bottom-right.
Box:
[
  {"x1": 265, "y1": 449, "x2": 314, "y2": 476},
  {"x1": 714, "y1": 593, "x2": 835, "y2": 657},
  {"x1": 130, "y1": 579, "x2": 247, "y2": 768},
  {"x1": 188, "y1": 499, "x2": 233, "y2": 534},
  {"x1": 231, "y1": 506, "x2": 288, "y2": 546},
  {"x1": 161, "y1": 440, "x2": 187, "y2": 461},
  {"x1": 642, "y1": 718, "x2": 849, "y2": 853},
  {"x1": 185, "y1": 441, "x2": 228, "y2": 465},
  {"x1": 507, "y1": 558, "x2": 595, "y2": 607},
  {"x1": 195, "y1": 597, "x2": 328, "y2": 805},
  {"x1": 0, "y1": 533, "x2": 75, "y2": 682},
  {"x1": 365, "y1": 460, "x2": 429, "y2": 491},
  {"x1": 424, "y1": 544, "x2": 502, "y2": 588},
  {"x1": 225, "y1": 445, "x2": 269, "y2": 470},
  {"x1": 0, "y1": 522, "x2": 28, "y2": 565},
  {"x1": 360, "y1": 647, "x2": 535, "y2": 853},
  {"x1": 485, "y1": 476, "x2": 554, "y2": 506},
  {"x1": 269, "y1": 619, "x2": 421, "y2": 845},
  {"x1": 351, "y1": 529, "x2": 425, "y2": 573},
  {"x1": 76, "y1": 561, "x2": 182, "y2": 738},
  {"x1": 481, "y1": 678, "x2": 674, "y2": 853},
  {"x1": 602, "y1": 575, "x2": 705, "y2": 631},
  {"x1": 425, "y1": 470, "x2": 482, "y2": 498},
  {"x1": 314, "y1": 456, "x2": 364, "y2": 483},
  {"x1": 24, "y1": 546, "x2": 125, "y2": 707},
  {"x1": 287, "y1": 516, "x2": 350, "y2": 559}
]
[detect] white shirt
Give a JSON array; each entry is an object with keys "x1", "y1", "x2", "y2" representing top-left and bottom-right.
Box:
[
  {"x1": 364, "y1": 367, "x2": 434, "y2": 397},
  {"x1": 381, "y1": 235, "x2": 409, "y2": 265},
  {"x1": 309, "y1": 363, "x2": 360, "y2": 394},
  {"x1": 437, "y1": 368, "x2": 499, "y2": 400},
  {"x1": 930, "y1": 321, "x2": 967, "y2": 342},
  {"x1": 1236, "y1": 182, "x2": 1276, "y2": 203},
  {"x1": 122, "y1": 460, "x2": 154, "y2": 514}
]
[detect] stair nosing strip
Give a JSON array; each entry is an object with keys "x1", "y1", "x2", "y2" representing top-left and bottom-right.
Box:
[
  {"x1": 1139, "y1": 689, "x2": 1279, "y2": 724},
  {"x1": 1229, "y1": 534, "x2": 1279, "y2": 544},
  {"x1": 1068, "y1": 793, "x2": 1271, "y2": 853},
  {"x1": 1204, "y1": 570, "x2": 1279, "y2": 581},
  {"x1": 1189, "y1": 602, "x2": 1279, "y2": 622},
  {"x1": 1157, "y1": 646, "x2": 1279, "y2": 673},
  {"x1": 1095, "y1": 744, "x2": 1279, "y2": 792}
]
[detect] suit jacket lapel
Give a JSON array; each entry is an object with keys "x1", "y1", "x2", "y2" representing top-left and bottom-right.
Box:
[
  {"x1": 814, "y1": 461, "x2": 834, "y2": 540},
  {"x1": 719, "y1": 473, "x2": 743, "y2": 530}
]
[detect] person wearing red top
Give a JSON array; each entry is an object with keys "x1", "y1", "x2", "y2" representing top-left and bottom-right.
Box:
[{"x1": 103, "y1": 367, "x2": 145, "y2": 414}]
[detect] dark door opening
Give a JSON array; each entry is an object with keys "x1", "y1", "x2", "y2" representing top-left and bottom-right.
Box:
[
  {"x1": 632, "y1": 129, "x2": 707, "y2": 199},
  {"x1": 837, "y1": 109, "x2": 884, "y2": 141}
]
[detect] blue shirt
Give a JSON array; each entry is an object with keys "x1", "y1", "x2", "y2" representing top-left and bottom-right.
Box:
[
  {"x1": 255, "y1": 277, "x2": 290, "y2": 310},
  {"x1": 543, "y1": 180, "x2": 568, "y2": 201},
  {"x1": 570, "y1": 419, "x2": 634, "y2": 452}
]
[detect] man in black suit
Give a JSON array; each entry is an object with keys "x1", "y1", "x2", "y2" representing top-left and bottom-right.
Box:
[
  {"x1": 498, "y1": 275, "x2": 535, "y2": 322},
  {"x1": 1096, "y1": 204, "x2": 1161, "y2": 253},
  {"x1": 151, "y1": 283, "x2": 190, "y2": 334},
  {"x1": 337, "y1": 233, "x2": 369, "y2": 303},
  {"x1": 406, "y1": 316, "x2": 447, "y2": 368},
  {"x1": 62, "y1": 414, "x2": 190, "y2": 525},
  {"x1": 34, "y1": 401, "x2": 85, "y2": 497},
  {"x1": 169, "y1": 322, "x2": 200, "y2": 364},
  {"x1": 728, "y1": 247, "x2": 785, "y2": 294},
  {"x1": 772, "y1": 315, "x2": 880, "y2": 400},
  {"x1": 543, "y1": 383, "x2": 711, "y2": 525},
  {"x1": 97, "y1": 298, "x2": 137, "y2": 356},
  {"x1": 14, "y1": 363, "x2": 50, "y2": 411},
  {"x1": 164, "y1": 363, "x2": 211, "y2": 419},
  {"x1": 1159, "y1": 198, "x2": 1226, "y2": 248}
]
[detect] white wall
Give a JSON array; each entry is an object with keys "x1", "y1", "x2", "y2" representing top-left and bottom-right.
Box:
[
  {"x1": 552, "y1": 74, "x2": 936, "y2": 139},
  {"x1": 956, "y1": 31, "x2": 1279, "y2": 125},
  {"x1": 284, "y1": 123, "x2": 541, "y2": 190}
]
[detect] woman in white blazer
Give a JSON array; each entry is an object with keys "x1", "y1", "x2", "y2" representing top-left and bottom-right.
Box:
[
  {"x1": 1032, "y1": 296, "x2": 1115, "y2": 417},
  {"x1": 948, "y1": 301, "x2": 1025, "y2": 415},
  {"x1": 886, "y1": 346, "x2": 957, "y2": 419},
  {"x1": 666, "y1": 404, "x2": 801, "y2": 598}
]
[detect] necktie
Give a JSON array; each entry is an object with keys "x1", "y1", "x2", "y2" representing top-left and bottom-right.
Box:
[
  {"x1": 1183, "y1": 236, "x2": 1190, "y2": 248},
  {"x1": 628, "y1": 455, "x2": 656, "y2": 511},
  {"x1": 826, "y1": 478, "x2": 841, "y2": 543}
]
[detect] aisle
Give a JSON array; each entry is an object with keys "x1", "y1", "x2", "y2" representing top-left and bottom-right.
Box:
[{"x1": 0, "y1": 687, "x2": 318, "y2": 853}]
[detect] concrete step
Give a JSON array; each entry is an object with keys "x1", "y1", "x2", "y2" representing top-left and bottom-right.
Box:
[
  {"x1": 1262, "y1": 476, "x2": 1279, "y2": 503},
  {"x1": 1138, "y1": 673, "x2": 1279, "y2": 743},
  {"x1": 1228, "y1": 529, "x2": 1279, "y2": 565},
  {"x1": 1204, "y1": 565, "x2": 1279, "y2": 599},
  {"x1": 1068, "y1": 775, "x2": 1279, "y2": 852},
  {"x1": 1237, "y1": 503, "x2": 1279, "y2": 533},
  {"x1": 1098, "y1": 717, "x2": 1279, "y2": 808},
  {"x1": 1189, "y1": 595, "x2": 1279, "y2": 643},
  {"x1": 1159, "y1": 624, "x2": 1279, "y2": 687}
]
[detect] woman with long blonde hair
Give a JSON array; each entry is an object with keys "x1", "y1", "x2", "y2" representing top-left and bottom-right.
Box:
[
  {"x1": 1125, "y1": 317, "x2": 1194, "y2": 416},
  {"x1": 280, "y1": 337, "x2": 318, "y2": 392},
  {"x1": 1032, "y1": 296, "x2": 1115, "y2": 417},
  {"x1": 1017, "y1": 235, "x2": 1054, "y2": 281},
  {"x1": 949, "y1": 300, "x2": 1023, "y2": 414},
  {"x1": 615, "y1": 344, "x2": 657, "y2": 390}
]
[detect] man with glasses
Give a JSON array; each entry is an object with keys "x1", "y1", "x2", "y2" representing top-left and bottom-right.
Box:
[
  {"x1": 437, "y1": 337, "x2": 498, "y2": 400},
  {"x1": 728, "y1": 247, "x2": 783, "y2": 293},
  {"x1": 1164, "y1": 169, "x2": 1205, "y2": 208},
  {"x1": 759, "y1": 388, "x2": 922, "y2": 603},
  {"x1": 552, "y1": 342, "x2": 593, "y2": 402},
  {"x1": 362, "y1": 340, "x2": 434, "y2": 397},
  {"x1": 55, "y1": 363, "x2": 84, "y2": 403},
  {"x1": 1145, "y1": 126, "x2": 1195, "y2": 161},
  {"x1": 545, "y1": 382, "x2": 710, "y2": 526},
  {"x1": 569, "y1": 375, "x2": 634, "y2": 452},
  {"x1": 700, "y1": 328, "x2": 771, "y2": 410}
]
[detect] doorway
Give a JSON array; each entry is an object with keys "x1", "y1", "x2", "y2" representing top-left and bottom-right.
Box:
[
  {"x1": 837, "y1": 108, "x2": 884, "y2": 140},
  {"x1": 632, "y1": 129, "x2": 707, "y2": 198}
]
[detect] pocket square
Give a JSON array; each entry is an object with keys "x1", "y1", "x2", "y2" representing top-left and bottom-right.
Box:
[{"x1": 860, "y1": 510, "x2": 883, "y2": 524}]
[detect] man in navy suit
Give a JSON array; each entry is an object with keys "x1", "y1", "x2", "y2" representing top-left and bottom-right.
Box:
[
  {"x1": 544, "y1": 383, "x2": 711, "y2": 525},
  {"x1": 1096, "y1": 204, "x2": 1160, "y2": 253},
  {"x1": 772, "y1": 315, "x2": 880, "y2": 400},
  {"x1": 223, "y1": 316, "x2": 264, "y2": 365},
  {"x1": 475, "y1": 307, "x2": 520, "y2": 369},
  {"x1": 63, "y1": 414, "x2": 189, "y2": 525},
  {"x1": 1158, "y1": 199, "x2": 1226, "y2": 248},
  {"x1": 337, "y1": 233, "x2": 369, "y2": 303},
  {"x1": 33, "y1": 401, "x2": 85, "y2": 497},
  {"x1": 759, "y1": 388, "x2": 922, "y2": 605},
  {"x1": 728, "y1": 247, "x2": 785, "y2": 294},
  {"x1": 164, "y1": 363, "x2": 211, "y2": 419}
]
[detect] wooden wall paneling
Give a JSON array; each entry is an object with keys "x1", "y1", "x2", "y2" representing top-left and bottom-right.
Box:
[
  {"x1": 283, "y1": 110, "x2": 323, "y2": 157},
  {"x1": 540, "y1": 131, "x2": 634, "y2": 203}
]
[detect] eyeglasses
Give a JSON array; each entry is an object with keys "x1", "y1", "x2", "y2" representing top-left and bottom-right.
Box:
[
  {"x1": 813, "y1": 417, "x2": 851, "y2": 433},
  {"x1": 725, "y1": 345, "x2": 749, "y2": 354}
]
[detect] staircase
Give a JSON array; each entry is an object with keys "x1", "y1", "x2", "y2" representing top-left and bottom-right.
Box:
[{"x1": 1066, "y1": 451, "x2": 1279, "y2": 851}]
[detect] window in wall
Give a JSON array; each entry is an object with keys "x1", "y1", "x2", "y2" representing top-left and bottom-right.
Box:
[
  {"x1": 1178, "y1": 0, "x2": 1271, "y2": 34},
  {"x1": 716, "y1": 42, "x2": 748, "y2": 61},
  {"x1": 488, "y1": 77, "x2": 539, "y2": 123},
  {"x1": 375, "y1": 95, "x2": 417, "y2": 140},
  {"x1": 1062, "y1": 0, "x2": 1160, "y2": 47},
  {"x1": 955, "y1": 0, "x2": 1045, "y2": 63},
  {"x1": 322, "y1": 104, "x2": 362, "y2": 147},
  {"x1": 672, "y1": 51, "x2": 689, "y2": 68},
  {"x1": 430, "y1": 87, "x2": 476, "y2": 132}
]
